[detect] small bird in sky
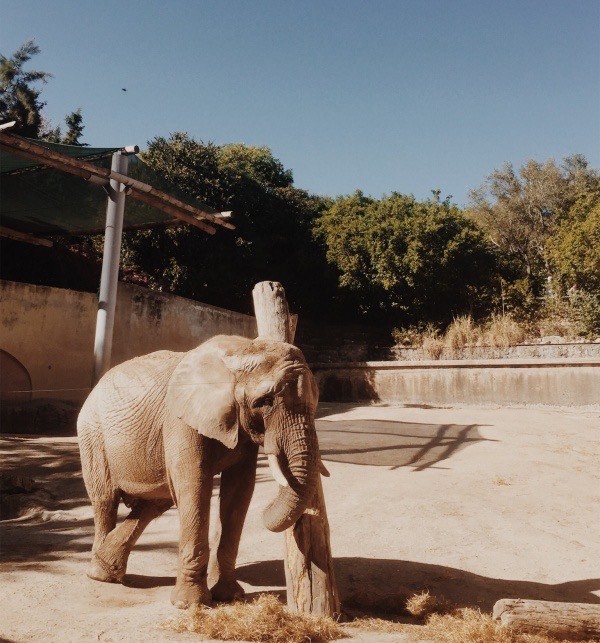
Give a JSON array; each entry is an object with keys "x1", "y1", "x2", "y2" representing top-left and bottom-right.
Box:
[{"x1": 121, "y1": 88, "x2": 127, "y2": 92}]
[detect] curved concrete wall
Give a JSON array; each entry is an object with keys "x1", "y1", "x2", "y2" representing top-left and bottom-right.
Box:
[
  {"x1": 313, "y1": 359, "x2": 600, "y2": 407},
  {"x1": 0, "y1": 280, "x2": 257, "y2": 404}
]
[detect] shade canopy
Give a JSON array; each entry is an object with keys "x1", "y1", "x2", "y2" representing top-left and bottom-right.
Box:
[
  {"x1": 1, "y1": 154, "x2": 174, "y2": 235},
  {"x1": 0, "y1": 139, "x2": 119, "y2": 174},
  {"x1": 0, "y1": 134, "x2": 232, "y2": 237}
]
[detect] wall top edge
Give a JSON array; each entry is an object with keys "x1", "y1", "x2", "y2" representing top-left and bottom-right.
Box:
[
  {"x1": 0, "y1": 279, "x2": 256, "y2": 322},
  {"x1": 311, "y1": 359, "x2": 600, "y2": 370}
]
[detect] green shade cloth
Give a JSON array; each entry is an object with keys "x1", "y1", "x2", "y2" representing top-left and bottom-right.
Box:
[
  {"x1": 0, "y1": 140, "x2": 187, "y2": 235},
  {"x1": 0, "y1": 139, "x2": 119, "y2": 174}
]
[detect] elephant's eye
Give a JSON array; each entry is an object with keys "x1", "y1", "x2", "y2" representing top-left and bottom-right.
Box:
[{"x1": 253, "y1": 395, "x2": 274, "y2": 409}]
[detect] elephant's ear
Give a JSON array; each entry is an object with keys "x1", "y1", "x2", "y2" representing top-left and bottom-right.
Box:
[
  {"x1": 298, "y1": 368, "x2": 320, "y2": 408},
  {"x1": 168, "y1": 342, "x2": 239, "y2": 449}
]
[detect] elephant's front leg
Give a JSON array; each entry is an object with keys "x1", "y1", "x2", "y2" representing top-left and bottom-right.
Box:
[
  {"x1": 166, "y1": 427, "x2": 213, "y2": 609},
  {"x1": 210, "y1": 444, "x2": 259, "y2": 602}
]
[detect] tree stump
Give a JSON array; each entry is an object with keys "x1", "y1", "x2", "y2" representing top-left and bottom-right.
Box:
[
  {"x1": 493, "y1": 599, "x2": 600, "y2": 641},
  {"x1": 252, "y1": 281, "x2": 340, "y2": 617}
]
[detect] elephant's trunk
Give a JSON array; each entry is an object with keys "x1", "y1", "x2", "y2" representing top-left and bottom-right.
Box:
[{"x1": 262, "y1": 410, "x2": 319, "y2": 533}]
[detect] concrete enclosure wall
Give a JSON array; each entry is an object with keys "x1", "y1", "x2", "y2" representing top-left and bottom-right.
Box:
[
  {"x1": 0, "y1": 280, "x2": 257, "y2": 405},
  {"x1": 314, "y1": 359, "x2": 600, "y2": 407}
]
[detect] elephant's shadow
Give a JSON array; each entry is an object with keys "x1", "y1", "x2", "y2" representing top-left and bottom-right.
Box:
[{"x1": 235, "y1": 558, "x2": 600, "y2": 615}]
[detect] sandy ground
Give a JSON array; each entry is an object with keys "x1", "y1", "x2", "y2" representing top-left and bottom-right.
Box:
[{"x1": 1, "y1": 403, "x2": 599, "y2": 642}]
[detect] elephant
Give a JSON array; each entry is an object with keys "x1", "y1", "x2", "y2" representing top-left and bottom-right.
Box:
[{"x1": 77, "y1": 334, "x2": 326, "y2": 608}]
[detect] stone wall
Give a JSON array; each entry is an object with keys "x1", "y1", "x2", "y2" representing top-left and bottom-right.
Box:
[
  {"x1": 313, "y1": 359, "x2": 600, "y2": 408},
  {"x1": 0, "y1": 280, "x2": 257, "y2": 410}
]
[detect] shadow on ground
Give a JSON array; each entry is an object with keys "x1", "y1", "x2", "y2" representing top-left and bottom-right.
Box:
[
  {"x1": 1, "y1": 436, "x2": 86, "y2": 518},
  {"x1": 1, "y1": 405, "x2": 490, "y2": 566},
  {"x1": 0, "y1": 436, "x2": 275, "y2": 566},
  {"x1": 316, "y1": 418, "x2": 492, "y2": 469},
  {"x1": 237, "y1": 558, "x2": 600, "y2": 615}
]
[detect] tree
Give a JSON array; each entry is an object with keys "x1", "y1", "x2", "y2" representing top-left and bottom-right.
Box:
[
  {"x1": 547, "y1": 195, "x2": 600, "y2": 294},
  {"x1": 218, "y1": 143, "x2": 293, "y2": 188},
  {"x1": 46, "y1": 108, "x2": 86, "y2": 145},
  {"x1": 121, "y1": 133, "x2": 336, "y2": 317},
  {"x1": 0, "y1": 39, "x2": 86, "y2": 143},
  {"x1": 0, "y1": 39, "x2": 50, "y2": 137},
  {"x1": 315, "y1": 191, "x2": 499, "y2": 325},
  {"x1": 467, "y1": 156, "x2": 600, "y2": 291},
  {"x1": 62, "y1": 108, "x2": 85, "y2": 145}
]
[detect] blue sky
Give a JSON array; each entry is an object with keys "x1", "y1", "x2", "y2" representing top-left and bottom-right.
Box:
[{"x1": 1, "y1": 0, "x2": 598, "y2": 205}]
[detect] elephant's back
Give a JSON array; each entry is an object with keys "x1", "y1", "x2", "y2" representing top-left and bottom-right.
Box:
[
  {"x1": 92, "y1": 350, "x2": 183, "y2": 495},
  {"x1": 101, "y1": 350, "x2": 182, "y2": 403}
]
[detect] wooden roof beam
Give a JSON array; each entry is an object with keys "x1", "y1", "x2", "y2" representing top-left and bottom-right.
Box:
[
  {"x1": 0, "y1": 132, "x2": 234, "y2": 235},
  {"x1": 0, "y1": 225, "x2": 54, "y2": 247}
]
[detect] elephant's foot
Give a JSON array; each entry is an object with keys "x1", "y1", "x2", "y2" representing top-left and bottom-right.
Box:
[
  {"x1": 87, "y1": 554, "x2": 126, "y2": 584},
  {"x1": 170, "y1": 581, "x2": 212, "y2": 609},
  {"x1": 210, "y1": 577, "x2": 246, "y2": 603}
]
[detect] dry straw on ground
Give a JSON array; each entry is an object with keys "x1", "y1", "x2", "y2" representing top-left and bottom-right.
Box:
[
  {"x1": 405, "y1": 589, "x2": 454, "y2": 618},
  {"x1": 162, "y1": 593, "x2": 599, "y2": 643},
  {"x1": 416, "y1": 608, "x2": 599, "y2": 643},
  {"x1": 161, "y1": 593, "x2": 345, "y2": 642},
  {"x1": 352, "y1": 608, "x2": 599, "y2": 643}
]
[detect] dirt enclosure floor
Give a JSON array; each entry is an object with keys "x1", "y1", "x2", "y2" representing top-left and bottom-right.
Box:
[{"x1": 1, "y1": 403, "x2": 599, "y2": 642}]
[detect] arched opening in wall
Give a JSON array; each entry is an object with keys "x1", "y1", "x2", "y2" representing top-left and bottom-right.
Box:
[{"x1": 0, "y1": 350, "x2": 32, "y2": 404}]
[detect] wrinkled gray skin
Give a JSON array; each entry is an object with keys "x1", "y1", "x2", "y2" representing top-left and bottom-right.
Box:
[{"x1": 77, "y1": 335, "x2": 321, "y2": 608}]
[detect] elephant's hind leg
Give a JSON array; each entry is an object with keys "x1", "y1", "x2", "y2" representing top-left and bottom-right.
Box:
[
  {"x1": 91, "y1": 495, "x2": 119, "y2": 555},
  {"x1": 79, "y1": 423, "x2": 120, "y2": 559},
  {"x1": 88, "y1": 498, "x2": 172, "y2": 584}
]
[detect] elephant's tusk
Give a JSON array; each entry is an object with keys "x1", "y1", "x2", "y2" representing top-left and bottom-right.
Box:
[
  {"x1": 319, "y1": 459, "x2": 330, "y2": 477},
  {"x1": 268, "y1": 454, "x2": 289, "y2": 487}
]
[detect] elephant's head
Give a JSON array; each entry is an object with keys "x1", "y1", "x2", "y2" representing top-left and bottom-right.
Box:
[{"x1": 168, "y1": 335, "x2": 323, "y2": 532}]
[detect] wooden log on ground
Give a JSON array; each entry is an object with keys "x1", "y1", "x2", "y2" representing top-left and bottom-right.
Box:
[
  {"x1": 493, "y1": 599, "x2": 600, "y2": 641},
  {"x1": 252, "y1": 281, "x2": 340, "y2": 618}
]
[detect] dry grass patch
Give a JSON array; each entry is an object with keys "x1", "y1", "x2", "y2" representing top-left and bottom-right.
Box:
[
  {"x1": 483, "y1": 314, "x2": 527, "y2": 348},
  {"x1": 422, "y1": 328, "x2": 445, "y2": 359},
  {"x1": 161, "y1": 594, "x2": 346, "y2": 642},
  {"x1": 393, "y1": 313, "x2": 532, "y2": 357},
  {"x1": 351, "y1": 608, "x2": 598, "y2": 643},
  {"x1": 162, "y1": 595, "x2": 600, "y2": 643},
  {"x1": 405, "y1": 590, "x2": 454, "y2": 618},
  {"x1": 444, "y1": 316, "x2": 482, "y2": 352},
  {"x1": 418, "y1": 608, "x2": 597, "y2": 643}
]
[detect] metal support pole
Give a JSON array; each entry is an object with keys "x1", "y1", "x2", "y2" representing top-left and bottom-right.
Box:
[{"x1": 92, "y1": 151, "x2": 129, "y2": 385}]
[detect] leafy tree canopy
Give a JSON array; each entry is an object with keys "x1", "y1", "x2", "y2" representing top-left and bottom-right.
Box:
[
  {"x1": 315, "y1": 191, "x2": 499, "y2": 325},
  {"x1": 45, "y1": 107, "x2": 87, "y2": 146},
  {"x1": 0, "y1": 39, "x2": 49, "y2": 138},
  {"x1": 467, "y1": 155, "x2": 600, "y2": 286},
  {"x1": 121, "y1": 133, "x2": 336, "y2": 317},
  {"x1": 546, "y1": 193, "x2": 600, "y2": 295},
  {"x1": 218, "y1": 143, "x2": 293, "y2": 188}
]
